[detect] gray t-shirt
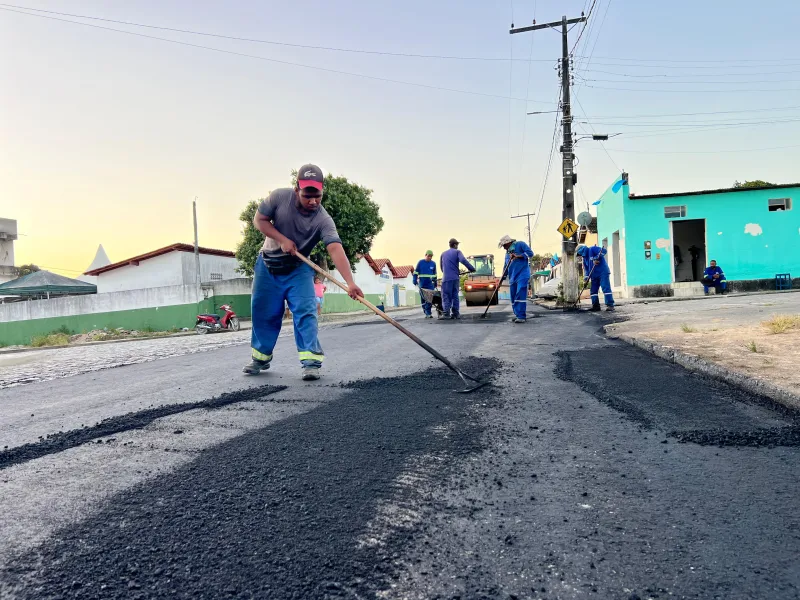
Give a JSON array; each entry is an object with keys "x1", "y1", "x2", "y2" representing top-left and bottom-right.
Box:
[{"x1": 258, "y1": 188, "x2": 342, "y2": 258}]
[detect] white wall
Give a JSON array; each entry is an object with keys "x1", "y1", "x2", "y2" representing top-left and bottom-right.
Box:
[
  {"x1": 97, "y1": 251, "x2": 239, "y2": 293},
  {"x1": 328, "y1": 257, "x2": 386, "y2": 295},
  {"x1": 0, "y1": 284, "x2": 202, "y2": 323},
  {"x1": 97, "y1": 252, "x2": 185, "y2": 293}
]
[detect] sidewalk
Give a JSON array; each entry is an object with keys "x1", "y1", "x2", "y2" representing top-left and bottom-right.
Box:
[{"x1": 604, "y1": 294, "x2": 800, "y2": 409}]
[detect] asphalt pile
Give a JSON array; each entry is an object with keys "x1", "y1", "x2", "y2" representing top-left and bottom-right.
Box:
[
  {"x1": 3, "y1": 358, "x2": 497, "y2": 599},
  {"x1": 556, "y1": 346, "x2": 800, "y2": 447}
]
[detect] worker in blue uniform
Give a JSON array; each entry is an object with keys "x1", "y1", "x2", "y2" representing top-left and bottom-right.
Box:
[
  {"x1": 702, "y1": 260, "x2": 727, "y2": 295},
  {"x1": 439, "y1": 238, "x2": 475, "y2": 319},
  {"x1": 499, "y1": 234, "x2": 534, "y2": 323},
  {"x1": 243, "y1": 164, "x2": 364, "y2": 381},
  {"x1": 413, "y1": 250, "x2": 438, "y2": 319},
  {"x1": 577, "y1": 242, "x2": 615, "y2": 312}
]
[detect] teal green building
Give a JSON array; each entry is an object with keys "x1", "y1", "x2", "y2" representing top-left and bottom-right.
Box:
[{"x1": 595, "y1": 174, "x2": 800, "y2": 297}]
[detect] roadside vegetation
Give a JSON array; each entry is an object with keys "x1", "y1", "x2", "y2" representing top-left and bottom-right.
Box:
[{"x1": 762, "y1": 314, "x2": 800, "y2": 334}]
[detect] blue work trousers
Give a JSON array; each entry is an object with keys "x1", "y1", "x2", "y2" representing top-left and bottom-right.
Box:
[
  {"x1": 590, "y1": 273, "x2": 615, "y2": 307},
  {"x1": 702, "y1": 278, "x2": 727, "y2": 294},
  {"x1": 510, "y1": 278, "x2": 529, "y2": 319},
  {"x1": 419, "y1": 287, "x2": 433, "y2": 316},
  {"x1": 441, "y1": 280, "x2": 460, "y2": 316},
  {"x1": 250, "y1": 257, "x2": 324, "y2": 368}
]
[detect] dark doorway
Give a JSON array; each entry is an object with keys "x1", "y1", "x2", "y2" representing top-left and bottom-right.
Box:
[{"x1": 672, "y1": 219, "x2": 706, "y2": 282}]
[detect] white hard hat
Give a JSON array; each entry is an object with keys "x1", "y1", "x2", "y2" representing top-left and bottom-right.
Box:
[{"x1": 498, "y1": 234, "x2": 514, "y2": 247}]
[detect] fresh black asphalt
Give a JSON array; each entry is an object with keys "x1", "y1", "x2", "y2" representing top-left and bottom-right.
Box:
[{"x1": 3, "y1": 309, "x2": 800, "y2": 599}]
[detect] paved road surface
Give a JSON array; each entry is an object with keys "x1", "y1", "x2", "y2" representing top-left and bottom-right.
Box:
[{"x1": 1, "y1": 304, "x2": 798, "y2": 599}]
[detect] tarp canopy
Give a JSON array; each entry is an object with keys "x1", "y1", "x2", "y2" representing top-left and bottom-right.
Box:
[
  {"x1": 533, "y1": 270, "x2": 552, "y2": 277},
  {"x1": 0, "y1": 270, "x2": 97, "y2": 297}
]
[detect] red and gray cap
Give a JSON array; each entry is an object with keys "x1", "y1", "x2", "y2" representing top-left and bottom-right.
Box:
[{"x1": 297, "y1": 164, "x2": 324, "y2": 191}]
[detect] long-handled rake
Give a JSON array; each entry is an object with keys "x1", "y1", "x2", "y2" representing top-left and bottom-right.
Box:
[{"x1": 295, "y1": 253, "x2": 490, "y2": 393}]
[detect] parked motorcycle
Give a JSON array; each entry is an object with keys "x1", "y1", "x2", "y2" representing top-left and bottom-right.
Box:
[{"x1": 195, "y1": 304, "x2": 241, "y2": 334}]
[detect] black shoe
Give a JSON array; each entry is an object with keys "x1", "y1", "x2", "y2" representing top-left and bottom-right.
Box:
[
  {"x1": 589, "y1": 304, "x2": 602, "y2": 312},
  {"x1": 243, "y1": 359, "x2": 270, "y2": 375}
]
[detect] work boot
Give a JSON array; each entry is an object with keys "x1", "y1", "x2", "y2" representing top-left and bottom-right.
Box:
[
  {"x1": 606, "y1": 306, "x2": 615, "y2": 312},
  {"x1": 512, "y1": 317, "x2": 527, "y2": 323},
  {"x1": 302, "y1": 367, "x2": 321, "y2": 381},
  {"x1": 590, "y1": 304, "x2": 602, "y2": 312},
  {"x1": 243, "y1": 359, "x2": 270, "y2": 375},
  {"x1": 425, "y1": 314, "x2": 433, "y2": 319}
]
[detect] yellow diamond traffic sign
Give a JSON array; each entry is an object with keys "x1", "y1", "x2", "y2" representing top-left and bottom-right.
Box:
[{"x1": 557, "y1": 217, "x2": 579, "y2": 239}]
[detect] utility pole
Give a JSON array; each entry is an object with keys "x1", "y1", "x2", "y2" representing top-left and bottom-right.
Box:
[
  {"x1": 192, "y1": 197, "x2": 201, "y2": 292},
  {"x1": 511, "y1": 13, "x2": 586, "y2": 307},
  {"x1": 511, "y1": 212, "x2": 535, "y2": 249}
]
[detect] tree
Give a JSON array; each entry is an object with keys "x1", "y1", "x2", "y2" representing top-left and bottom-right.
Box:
[
  {"x1": 234, "y1": 201, "x2": 262, "y2": 278},
  {"x1": 235, "y1": 171, "x2": 384, "y2": 277},
  {"x1": 16, "y1": 264, "x2": 40, "y2": 277},
  {"x1": 733, "y1": 180, "x2": 776, "y2": 189}
]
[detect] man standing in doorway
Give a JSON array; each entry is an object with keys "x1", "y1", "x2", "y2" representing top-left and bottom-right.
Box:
[
  {"x1": 499, "y1": 234, "x2": 534, "y2": 323},
  {"x1": 413, "y1": 250, "x2": 437, "y2": 319},
  {"x1": 439, "y1": 238, "x2": 475, "y2": 320},
  {"x1": 243, "y1": 164, "x2": 364, "y2": 380},
  {"x1": 702, "y1": 260, "x2": 727, "y2": 295},
  {"x1": 577, "y1": 242, "x2": 615, "y2": 312}
]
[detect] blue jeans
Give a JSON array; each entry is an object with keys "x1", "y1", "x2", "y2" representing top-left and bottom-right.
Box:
[
  {"x1": 441, "y1": 280, "x2": 460, "y2": 316},
  {"x1": 590, "y1": 273, "x2": 614, "y2": 307},
  {"x1": 510, "y1": 278, "x2": 529, "y2": 319},
  {"x1": 419, "y1": 288, "x2": 433, "y2": 316},
  {"x1": 251, "y1": 257, "x2": 324, "y2": 369}
]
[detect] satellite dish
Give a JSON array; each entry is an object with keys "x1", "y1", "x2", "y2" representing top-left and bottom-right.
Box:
[{"x1": 577, "y1": 211, "x2": 593, "y2": 227}]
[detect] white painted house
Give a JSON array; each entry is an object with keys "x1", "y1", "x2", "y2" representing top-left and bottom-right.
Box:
[
  {"x1": 327, "y1": 254, "x2": 419, "y2": 308},
  {"x1": 84, "y1": 243, "x2": 238, "y2": 294},
  {"x1": 0, "y1": 218, "x2": 18, "y2": 284}
]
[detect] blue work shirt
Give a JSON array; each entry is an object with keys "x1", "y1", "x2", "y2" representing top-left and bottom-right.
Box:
[
  {"x1": 440, "y1": 248, "x2": 475, "y2": 282},
  {"x1": 503, "y1": 241, "x2": 534, "y2": 283},
  {"x1": 703, "y1": 265, "x2": 725, "y2": 281},
  {"x1": 413, "y1": 258, "x2": 438, "y2": 289},
  {"x1": 581, "y1": 246, "x2": 610, "y2": 278}
]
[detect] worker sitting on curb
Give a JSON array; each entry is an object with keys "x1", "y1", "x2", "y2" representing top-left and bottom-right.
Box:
[
  {"x1": 243, "y1": 164, "x2": 364, "y2": 381},
  {"x1": 413, "y1": 250, "x2": 438, "y2": 319},
  {"x1": 702, "y1": 260, "x2": 727, "y2": 295},
  {"x1": 577, "y1": 242, "x2": 615, "y2": 312},
  {"x1": 499, "y1": 234, "x2": 534, "y2": 323},
  {"x1": 439, "y1": 238, "x2": 475, "y2": 320}
]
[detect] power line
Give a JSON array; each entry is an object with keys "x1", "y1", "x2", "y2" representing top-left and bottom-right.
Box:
[
  {"x1": 530, "y1": 92, "x2": 562, "y2": 237},
  {"x1": 571, "y1": 0, "x2": 597, "y2": 53},
  {"x1": 573, "y1": 104, "x2": 800, "y2": 119},
  {"x1": 580, "y1": 60, "x2": 800, "y2": 70},
  {"x1": 578, "y1": 75, "x2": 800, "y2": 85},
  {"x1": 0, "y1": 6, "x2": 553, "y2": 103},
  {"x1": 572, "y1": 95, "x2": 621, "y2": 172},
  {"x1": 583, "y1": 142, "x2": 800, "y2": 155},
  {"x1": 515, "y1": 24, "x2": 539, "y2": 215},
  {"x1": 579, "y1": 82, "x2": 800, "y2": 93},
  {"x1": 579, "y1": 0, "x2": 611, "y2": 72},
  {"x1": 0, "y1": 2, "x2": 556, "y2": 63},
  {"x1": 580, "y1": 67, "x2": 800, "y2": 79}
]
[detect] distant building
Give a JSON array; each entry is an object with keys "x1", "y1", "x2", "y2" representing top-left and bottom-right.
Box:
[
  {"x1": 596, "y1": 174, "x2": 800, "y2": 298},
  {"x1": 0, "y1": 218, "x2": 18, "y2": 284},
  {"x1": 84, "y1": 243, "x2": 238, "y2": 293},
  {"x1": 78, "y1": 244, "x2": 112, "y2": 286}
]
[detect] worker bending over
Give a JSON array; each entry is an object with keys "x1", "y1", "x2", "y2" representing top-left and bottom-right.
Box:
[
  {"x1": 439, "y1": 238, "x2": 475, "y2": 320},
  {"x1": 244, "y1": 164, "x2": 364, "y2": 380},
  {"x1": 702, "y1": 260, "x2": 727, "y2": 295},
  {"x1": 413, "y1": 250, "x2": 438, "y2": 319},
  {"x1": 499, "y1": 234, "x2": 533, "y2": 323},
  {"x1": 577, "y1": 243, "x2": 615, "y2": 312}
]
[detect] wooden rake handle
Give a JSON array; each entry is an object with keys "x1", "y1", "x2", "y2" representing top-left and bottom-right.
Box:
[{"x1": 294, "y1": 253, "x2": 478, "y2": 383}]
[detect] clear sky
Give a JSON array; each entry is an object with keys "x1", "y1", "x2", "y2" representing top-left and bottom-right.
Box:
[{"x1": 2, "y1": 0, "x2": 800, "y2": 276}]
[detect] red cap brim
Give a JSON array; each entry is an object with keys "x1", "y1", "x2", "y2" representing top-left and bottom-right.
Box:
[{"x1": 298, "y1": 180, "x2": 323, "y2": 191}]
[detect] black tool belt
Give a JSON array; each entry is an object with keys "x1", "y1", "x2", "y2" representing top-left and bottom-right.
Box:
[{"x1": 261, "y1": 252, "x2": 300, "y2": 275}]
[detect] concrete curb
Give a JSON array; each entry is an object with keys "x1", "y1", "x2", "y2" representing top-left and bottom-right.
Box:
[{"x1": 607, "y1": 329, "x2": 800, "y2": 411}]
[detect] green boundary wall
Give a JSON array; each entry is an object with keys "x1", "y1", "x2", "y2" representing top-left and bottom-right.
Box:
[{"x1": 0, "y1": 291, "x2": 421, "y2": 346}]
